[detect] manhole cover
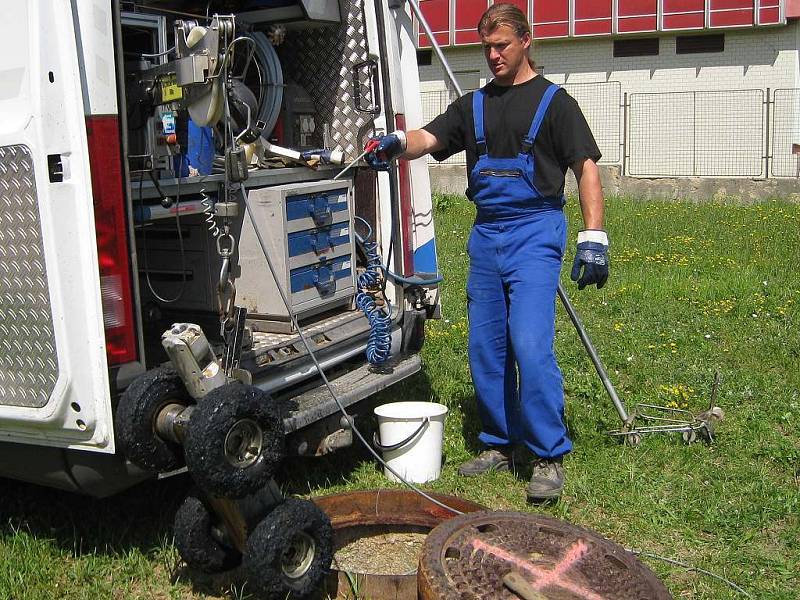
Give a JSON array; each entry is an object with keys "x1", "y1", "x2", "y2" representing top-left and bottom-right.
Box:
[{"x1": 418, "y1": 511, "x2": 671, "y2": 600}]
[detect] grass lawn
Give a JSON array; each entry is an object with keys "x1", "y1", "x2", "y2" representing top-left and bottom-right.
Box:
[{"x1": 1, "y1": 195, "x2": 798, "y2": 599}]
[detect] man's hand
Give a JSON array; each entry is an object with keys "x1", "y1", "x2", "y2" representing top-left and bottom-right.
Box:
[
  {"x1": 571, "y1": 230, "x2": 609, "y2": 290},
  {"x1": 364, "y1": 131, "x2": 407, "y2": 171}
]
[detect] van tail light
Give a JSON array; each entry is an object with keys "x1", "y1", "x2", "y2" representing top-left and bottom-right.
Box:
[
  {"x1": 395, "y1": 114, "x2": 414, "y2": 276},
  {"x1": 86, "y1": 115, "x2": 138, "y2": 366}
]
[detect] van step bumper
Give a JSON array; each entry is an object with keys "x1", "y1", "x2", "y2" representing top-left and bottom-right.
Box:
[{"x1": 278, "y1": 354, "x2": 422, "y2": 433}]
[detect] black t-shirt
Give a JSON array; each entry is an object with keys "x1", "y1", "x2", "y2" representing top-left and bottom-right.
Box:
[{"x1": 423, "y1": 76, "x2": 601, "y2": 198}]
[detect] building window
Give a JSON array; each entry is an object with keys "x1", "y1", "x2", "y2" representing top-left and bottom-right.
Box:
[
  {"x1": 416, "y1": 49, "x2": 433, "y2": 66},
  {"x1": 676, "y1": 34, "x2": 725, "y2": 54},
  {"x1": 613, "y1": 38, "x2": 659, "y2": 58}
]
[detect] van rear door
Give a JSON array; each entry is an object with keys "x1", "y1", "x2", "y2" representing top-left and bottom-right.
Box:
[{"x1": 0, "y1": 1, "x2": 119, "y2": 452}]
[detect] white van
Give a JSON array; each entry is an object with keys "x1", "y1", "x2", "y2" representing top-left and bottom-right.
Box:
[{"x1": 0, "y1": 0, "x2": 439, "y2": 498}]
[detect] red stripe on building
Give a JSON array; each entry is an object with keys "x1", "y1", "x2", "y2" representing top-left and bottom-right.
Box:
[
  {"x1": 533, "y1": 23, "x2": 571, "y2": 39},
  {"x1": 710, "y1": 10, "x2": 755, "y2": 27},
  {"x1": 618, "y1": 15, "x2": 659, "y2": 32},
  {"x1": 416, "y1": 0, "x2": 788, "y2": 47}
]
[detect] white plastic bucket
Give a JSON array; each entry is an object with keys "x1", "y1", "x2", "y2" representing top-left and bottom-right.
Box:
[{"x1": 373, "y1": 401, "x2": 448, "y2": 483}]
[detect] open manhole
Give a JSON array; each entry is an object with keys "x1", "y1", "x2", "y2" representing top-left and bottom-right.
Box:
[
  {"x1": 313, "y1": 490, "x2": 486, "y2": 600},
  {"x1": 419, "y1": 511, "x2": 672, "y2": 600}
]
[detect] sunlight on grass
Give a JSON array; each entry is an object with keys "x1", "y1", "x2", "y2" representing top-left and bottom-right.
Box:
[
  {"x1": 0, "y1": 196, "x2": 797, "y2": 599},
  {"x1": 371, "y1": 195, "x2": 800, "y2": 599}
]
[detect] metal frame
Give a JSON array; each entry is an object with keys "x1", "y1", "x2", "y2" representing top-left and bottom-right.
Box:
[{"x1": 626, "y1": 88, "x2": 767, "y2": 178}]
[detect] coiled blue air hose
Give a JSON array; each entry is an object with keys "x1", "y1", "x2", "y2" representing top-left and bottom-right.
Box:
[{"x1": 354, "y1": 217, "x2": 392, "y2": 366}]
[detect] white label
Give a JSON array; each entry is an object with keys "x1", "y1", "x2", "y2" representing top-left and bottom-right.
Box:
[
  {"x1": 340, "y1": 228, "x2": 349, "y2": 236},
  {"x1": 161, "y1": 111, "x2": 176, "y2": 134},
  {"x1": 342, "y1": 261, "x2": 351, "y2": 270}
]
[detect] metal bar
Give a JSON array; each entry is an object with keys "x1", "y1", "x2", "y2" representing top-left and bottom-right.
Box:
[
  {"x1": 764, "y1": 87, "x2": 771, "y2": 178},
  {"x1": 410, "y1": 0, "x2": 629, "y2": 426},
  {"x1": 692, "y1": 91, "x2": 697, "y2": 177},
  {"x1": 557, "y1": 286, "x2": 629, "y2": 423},
  {"x1": 406, "y1": 0, "x2": 464, "y2": 98},
  {"x1": 622, "y1": 91, "x2": 628, "y2": 176}
]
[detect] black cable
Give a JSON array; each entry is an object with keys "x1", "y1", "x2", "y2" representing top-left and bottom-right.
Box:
[
  {"x1": 138, "y1": 167, "x2": 188, "y2": 303},
  {"x1": 627, "y1": 549, "x2": 752, "y2": 597},
  {"x1": 240, "y1": 186, "x2": 462, "y2": 516}
]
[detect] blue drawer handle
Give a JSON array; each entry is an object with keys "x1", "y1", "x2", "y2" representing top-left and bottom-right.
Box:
[
  {"x1": 310, "y1": 230, "x2": 332, "y2": 255},
  {"x1": 313, "y1": 264, "x2": 336, "y2": 296},
  {"x1": 309, "y1": 195, "x2": 332, "y2": 226}
]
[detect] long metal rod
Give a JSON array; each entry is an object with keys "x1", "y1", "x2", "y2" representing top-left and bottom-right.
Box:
[
  {"x1": 407, "y1": 0, "x2": 464, "y2": 98},
  {"x1": 557, "y1": 287, "x2": 629, "y2": 423},
  {"x1": 408, "y1": 0, "x2": 629, "y2": 424}
]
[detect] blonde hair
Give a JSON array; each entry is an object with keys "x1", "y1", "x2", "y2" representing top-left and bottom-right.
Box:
[{"x1": 477, "y1": 3, "x2": 535, "y2": 68}]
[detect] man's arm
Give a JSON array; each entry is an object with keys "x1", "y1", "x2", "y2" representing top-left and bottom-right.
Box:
[
  {"x1": 571, "y1": 157, "x2": 604, "y2": 230},
  {"x1": 403, "y1": 129, "x2": 445, "y2": 161},
  {"x1": 569, "y1": 157, "x2": 609, "y2": 290}
]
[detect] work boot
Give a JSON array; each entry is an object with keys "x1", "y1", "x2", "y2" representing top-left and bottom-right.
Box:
[
  {"x1": 526, "y1": 457, "x2": 564, "y2": 502},
  {"x1": 457, "y1": 447, "x2": 513, "y2": 477}
]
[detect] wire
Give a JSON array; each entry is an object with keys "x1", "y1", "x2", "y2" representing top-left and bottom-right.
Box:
[
  {"x1": 627, "y1": 549, "x2": 753, "y2": 598},
  {"x1": 355, "y1": 216, "x2": 442, "y2": 289},
  {"x1": 137, "y1": 46, "x2": 175, "y2": 58},
  {"x1": 240, "y1": 186, "x2": 463, "y2": 516},
  {"x1": 353, "y1": 217, "x2": 392, "y2": 366},
  {"x1": 137, "y1": 168, "x2": 188, "y2": 304}
]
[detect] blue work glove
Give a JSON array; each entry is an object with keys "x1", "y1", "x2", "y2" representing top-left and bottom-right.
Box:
[
  {"x1": 300, "y1": 148, "x2": 344, "y2": 166},
  {"x1": 364, "y1": 130, "x2": 407, "y2": 171},
  {"x1": 571, "y1": 230, "x2": 609, "y2": 290}
]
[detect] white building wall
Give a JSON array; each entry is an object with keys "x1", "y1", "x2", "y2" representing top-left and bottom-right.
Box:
[{"x1": 418, "y1": 22, "x2": 800, "y2": 177}]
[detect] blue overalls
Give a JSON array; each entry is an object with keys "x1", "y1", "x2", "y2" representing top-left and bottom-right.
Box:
[{"x1": 466, "y1": 83, "x2": 572, "y2": 459}]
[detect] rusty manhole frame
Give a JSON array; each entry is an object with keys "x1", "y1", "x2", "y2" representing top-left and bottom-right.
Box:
[
  {"x1": 313, "y1": 489, "x2": 486, "y2": 600},
  {"x1": 418, "y1": 511, "x2": 672, "y2": 600}
]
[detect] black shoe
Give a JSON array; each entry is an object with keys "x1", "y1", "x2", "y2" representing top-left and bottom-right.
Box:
[
  {"x1": 457, "y1": 448, "x2": 512, "y2": 477},
  {"x1": 526, "y1": 457, "x2": 564, "y2": 502}
]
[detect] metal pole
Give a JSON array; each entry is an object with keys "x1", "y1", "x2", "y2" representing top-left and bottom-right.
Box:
[
  {"x1": 557, "y1": 287, "x2": 629, "y2": 423},
  {"x1": 406, "y1": 0, "x2": 464, "y2": 98},
  {"x1": 764, "y1": 88, "x2": 771, "y2": 179},
  {"x1": 622, "y1": 91, "x2": 628, "y2": 176},
  {"x1": 407, "y1": 0, "x2": 628, "y2": 424}
]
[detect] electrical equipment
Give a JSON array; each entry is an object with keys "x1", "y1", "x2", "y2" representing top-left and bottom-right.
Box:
[
  {"x1": 236, "y1": 180, "x2": 356, "y2": 332},
  {"x1": 123, "y1": 13, "x2": 284, "y2": 179},
  {"x1": 281, "y1": 81, "x2": 318, "y2": 150}
]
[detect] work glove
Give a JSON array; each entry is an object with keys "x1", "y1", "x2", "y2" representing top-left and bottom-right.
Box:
[
  {"x1": 364, "y1": 130, "x2": 407, "y2": 171},
  {"x1": 299, "y1": 148, "x2": 344, "y2": 166},
  {"x1": 571, "y1": 230, "x2": 609, "y2": 290}
]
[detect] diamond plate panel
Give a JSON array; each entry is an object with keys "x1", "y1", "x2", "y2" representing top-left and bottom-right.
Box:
[
  {"x1": 0, "y1": 145, "x2": 58, "y2": 408},
  {"x1": 278, "y1": 0, "x2": 374, "y2": 160}
]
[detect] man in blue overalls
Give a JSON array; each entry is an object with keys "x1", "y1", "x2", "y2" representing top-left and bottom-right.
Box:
[{"x1": 365, "y1": 4, "x2": 608, "y2": 502}]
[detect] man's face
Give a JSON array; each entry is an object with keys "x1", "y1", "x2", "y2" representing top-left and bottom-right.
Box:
[{"x1": 481, "y1": 25, "x2": 531, "y2": 83}]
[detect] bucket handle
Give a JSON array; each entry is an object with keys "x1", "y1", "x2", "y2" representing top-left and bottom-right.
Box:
[{"x1": 373, "y1": 416, "x2": 430, "y2": 452}]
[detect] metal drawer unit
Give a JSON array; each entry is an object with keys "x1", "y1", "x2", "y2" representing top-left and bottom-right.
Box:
[{"x1": 237, "y1": 180, "x2": 356, "y2": 332}]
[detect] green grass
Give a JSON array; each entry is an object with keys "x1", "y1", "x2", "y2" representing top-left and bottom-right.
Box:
[{"x1": 1, "y1": 196, "x2": 798, "y2": 599}]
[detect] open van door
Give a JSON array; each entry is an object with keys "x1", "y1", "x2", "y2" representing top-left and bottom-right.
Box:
[{"x1": 0, "y1": 1, "x2": 121, "y2": 453}]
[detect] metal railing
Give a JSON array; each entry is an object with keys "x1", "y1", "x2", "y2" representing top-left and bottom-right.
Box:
[
  {"x1": 771, "y1": 89, "x2": 800, "y2": 178},
  {"x1": 419, "y1": 88, "x2": 466, "y2": 165},
  {"x1": 562, "y1": 81, "x2": 623, "y2": 165},
  {"x1": 420, "y1": 84, "x2": 800, "y2": 179},
  {"x1": 627, "y1": 89, "x2": 765, "y2": 177}
]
